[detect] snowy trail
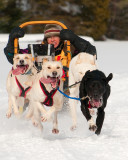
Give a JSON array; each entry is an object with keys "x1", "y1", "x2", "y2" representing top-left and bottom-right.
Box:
[
  {"x1": 0, "y1": 40, "x2": 128, "y2": 160},
  {"x1": 0, "y1": 72, "x2": 128, "y2": 160}
]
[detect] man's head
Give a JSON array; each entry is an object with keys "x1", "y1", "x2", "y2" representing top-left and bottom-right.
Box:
[{"x1": 44, "y1": 24, "x2": 62, "y2": 48}]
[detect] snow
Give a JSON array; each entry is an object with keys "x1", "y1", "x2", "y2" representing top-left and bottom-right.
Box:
[
  {"x1": 0, "y1": 34, "x2": 94, "y2": 43},
  {"x1": 0, "y1": 36, "x2": 128, "y2": 160}
]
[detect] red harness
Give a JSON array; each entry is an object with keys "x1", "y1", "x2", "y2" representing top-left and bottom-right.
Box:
[
  {"x1": 15, "y1": 76, "x2": 32, "y2": 98},
  {"x1": 39, "y1": 80, "x2": 60, "y2": 107}
]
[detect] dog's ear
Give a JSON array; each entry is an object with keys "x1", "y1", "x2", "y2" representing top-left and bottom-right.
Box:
[
  {"x1": 84, "y1": 70, "x2": 91, "y2": 81},
  {"x1": 106, "y1": 73, "x2": 113, "y2": 83},
  {"x1": 86, "y1": 70, "x2": 90, "y2": 74}
]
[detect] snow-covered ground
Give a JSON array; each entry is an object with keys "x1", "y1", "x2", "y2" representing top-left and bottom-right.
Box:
[{"x1": 0, "y1": 35, "x2": 128, "y2": 160}]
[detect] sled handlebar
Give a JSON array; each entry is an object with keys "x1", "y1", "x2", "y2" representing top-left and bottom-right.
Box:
[{"x1": 14, "y1": 20, "x2": 71, "y2": 54}]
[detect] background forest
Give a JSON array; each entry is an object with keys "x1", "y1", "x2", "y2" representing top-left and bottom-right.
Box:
[{"x1": 0, "y1": 0, "x2": 128, "y2": 40}]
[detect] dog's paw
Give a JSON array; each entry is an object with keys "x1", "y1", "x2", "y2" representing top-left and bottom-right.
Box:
[
  {"x1": 32, "y1": 117, "x2": 43, "y2": 130},
  {"x1": 41, "y1": 116, "x2": 48, "y2": 122},
  {"x1": 41, "y1": 113, "x2": 51, "y2": 122},
  {"x1": 52, "y1": 129, "x2": 59, "y2": 134},
  {"x1": 33, "y1": 121, "x2": 38, "y2": 127},
  {"x1": 6, "y1": 112, "x2": 12, "y2": 118},
  {"x1": 88, "y1": 118, "x2": 97, "y2": 132},
  {"x1": 70, "y1": 125, "x2": 77, "y2": 131},
  {"x1": 95, "y1": 129, "x2": 101, "y2": 135},
  {"x1": 89, "y1": 124, "x2": 97, "y2": 132},
  {"x1": 32, "y1": 119, "x2": 39, "y2": 127}
]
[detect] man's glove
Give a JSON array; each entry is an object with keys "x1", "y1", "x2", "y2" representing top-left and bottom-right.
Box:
[
  {"x1": 60, "y1": 29, "x2": 77, "y2": 43},
  {"x1": 60, "y1": 29, "x2": 97, "y2": 56},
  {"x1": 9, "y1": 26, "x2": 25, "y2": 40},
  {"x1": 4, "y1": 27, "x2": 25, "y2": 64}
]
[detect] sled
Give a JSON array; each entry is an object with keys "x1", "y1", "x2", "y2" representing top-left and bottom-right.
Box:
[{"x1": 14, "y1": 20, "x2": 72, "y2": 71}]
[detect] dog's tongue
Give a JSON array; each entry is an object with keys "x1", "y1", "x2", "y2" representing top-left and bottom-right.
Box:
[
  {"x1": 40, "y1": 77, "x2": 57, "y2": 89},
  {"x1": 51, "y1": 81, "x2": 57, "y2": 89},
  {"x1": 92, "y1": 99, "x2": 101, "y2": 107},
  {"x1": 12, "y1": 66, "x2": 27, "y2": 75},
  {"x1": 93, "y1": 101, "x2": 100, "y2": 107}
]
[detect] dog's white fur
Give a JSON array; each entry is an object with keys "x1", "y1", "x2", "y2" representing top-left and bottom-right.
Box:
[
  {"x1": 68, "y1": 52, "x2": 97, "y2": 130},
  {"x1": 6, "y1": 54, "x2": 36, "y2": 118},
  {"x1": 26, "y1": 60, "x2": 63, "y2": 133}
]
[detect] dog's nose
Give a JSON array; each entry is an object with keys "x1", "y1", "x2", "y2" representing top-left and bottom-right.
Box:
[
  {"x1": 52, "y1": 71, "x2": 57, "y2": 77},
  {"x1": 20, "y1": 59, "x2": 24, "y2": 65},
  {"x1": 93, "y1": 93, "x2": 99, "y2": 99}
]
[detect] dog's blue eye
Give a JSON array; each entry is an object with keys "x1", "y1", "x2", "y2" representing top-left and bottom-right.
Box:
[{"x1": 25, "y1": 57, "x2": 28, "y2": 59}]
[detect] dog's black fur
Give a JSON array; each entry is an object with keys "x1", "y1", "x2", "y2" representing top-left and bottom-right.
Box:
[{"x1": 79, "y1": 70, "x2": 113, "y2": 135}]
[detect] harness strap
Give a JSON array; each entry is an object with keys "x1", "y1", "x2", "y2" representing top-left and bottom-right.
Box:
[
  {"x1": 15, "y1": 76, "x2": 32, "y2": 98},
  {"x1": 88, "y1": 101, "x2": 92, "y2": 109},
  {"x1": 64, "y1": 81, "x2": 81, "y2": 92},
  {"x1": 39, "y1": 80, "x2": 60, "y2": 107}
]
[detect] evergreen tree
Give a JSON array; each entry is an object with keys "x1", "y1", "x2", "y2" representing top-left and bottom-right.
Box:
[
  {"x1": 24, "y1": 0, "x2": 84, "y2": 34},
  {"x1": 2, "y1": 0, "x2": 128, "y2": 40},
  {"x1": 80, "y1": 0, "x2": 110, "y2": 40},
  {"x1": 0, "y1": 0, "x2": 23, "y2": 33},
  {"x1": 107, "y1": 0, "x2": 128, "y2": 40}
]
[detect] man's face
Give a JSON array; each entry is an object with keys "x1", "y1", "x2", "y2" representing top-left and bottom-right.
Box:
[{"x1": 47, "y1": 36, "x2": 60, "y2": 48}]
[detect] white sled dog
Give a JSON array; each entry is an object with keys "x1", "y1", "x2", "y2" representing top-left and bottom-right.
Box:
[
  {"x1": 26, "y1": 59, "x2": 63, "y2": 134},
  {"x1": 6, "y1": 53, "x2": 36, "y2": 118},
  {"x1": 68, "y1": 52, "x2": 97, "y2": 130}
]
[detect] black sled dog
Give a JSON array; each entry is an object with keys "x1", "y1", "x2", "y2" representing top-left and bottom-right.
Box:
[{"x1": 79, "y1": 70, "x2": 113, "y2": 135}]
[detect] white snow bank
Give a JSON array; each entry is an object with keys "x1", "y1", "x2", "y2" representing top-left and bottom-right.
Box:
[{"x1": 0, "y1": 34, "x2": 94, "y2": 43}]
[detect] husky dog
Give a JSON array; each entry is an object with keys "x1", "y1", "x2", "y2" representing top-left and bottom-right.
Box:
[
  {"x1": 68, "y1": 52, "x2": 97, "y2": 130},
  {"x1": 26, "y1": 59, "x2": 63, "y2": 134},
  {"x1": 6, "y1": 53, "x2": 36, "y2": 118}
]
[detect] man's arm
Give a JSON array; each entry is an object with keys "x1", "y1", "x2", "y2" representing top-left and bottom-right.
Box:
[
  {"x1": 60, "y1": 29, "x2": 97, "y2": 58},
  {"x1": 4, "y1": 27, "x2": 25, "y2": 64}
]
